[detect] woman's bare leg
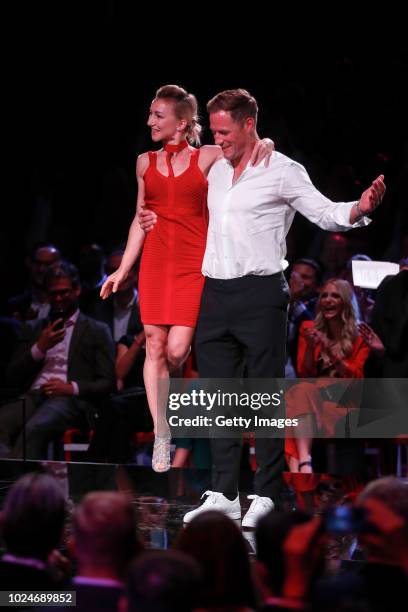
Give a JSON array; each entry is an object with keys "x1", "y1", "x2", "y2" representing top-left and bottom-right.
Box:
[
  {"x1": 143, "y1": 324, "x2": 194, "y2": 471},
  {"x1": 144, "y1": 325, "x2": 172, "y2": 471},
  {"x1": 293, "y1": 414, "x2": 315, "y2": 473},
  {"x1": 167, "y1": 326, "x2": 194, "y2": 372}
]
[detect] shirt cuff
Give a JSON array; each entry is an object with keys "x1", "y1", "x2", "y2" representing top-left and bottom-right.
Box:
[
  {"x1": 346, "y1": 201, "x2": 372, "y2": 228},
  {"x1": 31, "y1": 343, "x2": 45, "y2": 361},
  {"x1": 70, "y1": 382, "x2": 79, "y2": 396}
]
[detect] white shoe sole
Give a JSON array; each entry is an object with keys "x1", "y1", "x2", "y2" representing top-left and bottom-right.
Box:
[{"x1": 183, "y1": 509, "x2": 241, "y2": 523}]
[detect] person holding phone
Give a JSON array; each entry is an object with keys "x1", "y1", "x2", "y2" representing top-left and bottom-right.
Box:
[{"x1": 0, "y1": 261, "x2": 115, "y2": 459}]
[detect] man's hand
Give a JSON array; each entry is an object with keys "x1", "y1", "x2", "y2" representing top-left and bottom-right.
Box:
[
  {"x1": 37, "y1": 320, "x2": 65, "y2": 353},
  {"x1": 250, "y1": 138, "x2": 275, "y2": 167},
  {"x1": 139, "y1": 206, "x2": 157, "y2": 232},
  {"x1": 358, "y1": 175, "x2": 386, "y2": 215},
  {"x1": 41, "y1": 379, "x2": 74, "y2": 397}
]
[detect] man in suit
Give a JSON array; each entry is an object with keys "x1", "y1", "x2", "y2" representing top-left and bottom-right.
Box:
[{"x1": 1, "y1": 260, "x2": 116, "y2": 459}]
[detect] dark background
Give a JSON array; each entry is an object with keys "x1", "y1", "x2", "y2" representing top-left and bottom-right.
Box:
[{"x1": 3, "y1": 3, "x2": 408, "y2": 300}]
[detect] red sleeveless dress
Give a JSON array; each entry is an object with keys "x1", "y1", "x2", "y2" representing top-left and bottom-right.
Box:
[{"x1": 139, "y1": 147, "x2": 208, "y2": 327}]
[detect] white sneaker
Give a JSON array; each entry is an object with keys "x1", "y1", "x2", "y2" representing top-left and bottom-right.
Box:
[
  {"x1": 183, "y1": 490, "x2": 241, "y2": 523},
  {"x1": 241, "y1": 494, "x2": 274, "y2": 528}
]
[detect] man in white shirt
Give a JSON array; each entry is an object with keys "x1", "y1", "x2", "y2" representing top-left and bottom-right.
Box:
[{"x1": 142, "y1": 89, "x2": 386, "y2": 526}]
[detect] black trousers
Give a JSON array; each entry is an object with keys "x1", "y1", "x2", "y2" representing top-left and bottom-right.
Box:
[
  {"x1": 195, "y1": 273, "x2": 289, "y2": 500},
  {"x1": 0, "y1": 390, "x2": 82, "y2": 459}
]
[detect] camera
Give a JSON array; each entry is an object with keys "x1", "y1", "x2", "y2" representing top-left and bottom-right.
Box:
[{"x1": 322, "y1": 505, "x2": 369, "y2": 535}]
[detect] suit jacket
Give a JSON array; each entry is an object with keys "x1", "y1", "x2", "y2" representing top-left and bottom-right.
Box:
[
  {"x1": 371, "y1": 270, "x2": 408, "y2": 376},
  {"x1": 6, "y1": 313, "x2": 116, "y2": 425}
]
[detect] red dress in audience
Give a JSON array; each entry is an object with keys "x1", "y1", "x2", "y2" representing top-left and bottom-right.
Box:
[{"x1": 285, "y1": 320, "x2": 370, "y2": 461}]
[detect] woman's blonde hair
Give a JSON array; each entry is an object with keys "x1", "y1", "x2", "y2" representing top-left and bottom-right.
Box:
[
  {"x1": 314, "y1": 278, "x2": 358, "y2": 358},
  {"x1": 155, "y1": 84, "x2": 202, "y2": 146}
]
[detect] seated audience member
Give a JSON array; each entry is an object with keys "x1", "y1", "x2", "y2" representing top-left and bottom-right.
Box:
[
  {"x1": 286, "y1": 279, "x2": 370, "y2": 472},
  {"x1": 255, "y1": 510, "x2": 325, "y2": 611},
  {"x1": 315, "y1": 477, "x2": 408, "y2": 612},
  {"x1": 87, "y1": 328, "x2": 151, "y2": 463},
  {"x1": 1, "y1": 261, "x2": 115, "y2": 459},
  {"x1": 287, "y1": 258, "x2": 322, "y2": 375},
  {"x1": 7, "y1": 243, "x2": 61, "y2": 322},
  {"x1": 175, "y1": 510, "x2": 257, "y2": 611},
  {"x1": 369, "y1": 265, "x2": 408, "y2": 377},
  {"x1": 67, "y1": 491, "x2": 143, "y2": 612},
  {"x1": 120, "y1": 550, "x2": 203, "y2": 612},
  {"x1": 357, "y1": 477, "x2": 408, "y2": 574},
  {"x1": 78, "y1": 243, "x2": 107, "y2": 315},
  {"x1": 320, "y1": 232, "x2": 351, "y2": 281},
  {"x1": 87, "y1": 249, "x2": 143, "y2": 342},
  {"x1": 0, "y1": 472, "x2": 67, "y2": 590},
  {"x1": 342, "y1": 253, "x2": 375, "y2": 323}
]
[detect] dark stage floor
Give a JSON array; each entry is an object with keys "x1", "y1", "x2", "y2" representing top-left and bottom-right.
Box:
[{"x1": 2, "y1": 457, "x2": 400, "y2": 560}]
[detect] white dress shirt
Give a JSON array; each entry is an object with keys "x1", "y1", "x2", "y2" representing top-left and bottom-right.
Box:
[
  {"x1": 113, "y1": 289, "x2": 138, "y2": 342},
  {"x1": 202, "y1": 152, "x2": 370, "y2": 279},
  {"x1": 30, "y1": 309, "x2": 80, "y2": 394}
]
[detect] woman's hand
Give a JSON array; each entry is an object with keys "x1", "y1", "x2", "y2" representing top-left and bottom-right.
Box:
[
  {"x1": 304, "y1": 327, "x2": 320, "y2": 349},
  {"x1": 358, "y1": 322, "x2": 385, "y2": 356},
  {"x1": 250, "y1": 138, "x2": 275, "y2": 167},
  {"x1": 100, "y1": 268, "x2": 129, "y2": 299}
]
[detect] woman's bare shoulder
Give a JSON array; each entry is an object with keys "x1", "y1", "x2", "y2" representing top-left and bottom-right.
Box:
[{"x1": 136, "y1": 152, "x2": 151, "y2": 176}]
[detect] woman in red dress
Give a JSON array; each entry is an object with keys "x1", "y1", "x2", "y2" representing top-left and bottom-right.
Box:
[
  {"x1": 101, "y1": 85, "x2": 272, "y2": 472},
  {"x1": 286, "y1": 278, "x2": 370, "y2": 473}
]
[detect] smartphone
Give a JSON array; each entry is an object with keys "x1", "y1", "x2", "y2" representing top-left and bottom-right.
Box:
[
  {"x1": 50, "y1": 312, "x2": 65, "y2": 331},
  {"x1": 322, "y1": 506, "x2": 368, "y2": 535}
]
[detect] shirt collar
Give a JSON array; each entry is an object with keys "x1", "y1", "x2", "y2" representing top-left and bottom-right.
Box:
[{"x1": 65, "y1": 309, "x2": 80, "y2": 327}]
